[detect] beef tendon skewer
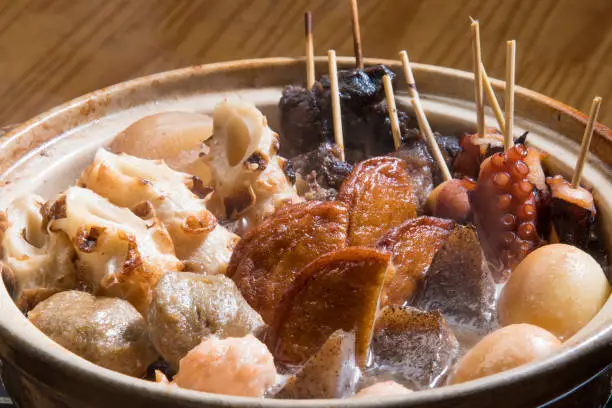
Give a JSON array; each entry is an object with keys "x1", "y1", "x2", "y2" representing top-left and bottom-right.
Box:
[
  {"x1": 305, "y1": 11, "x2": 315, "y2": 89},
  {"x1": 546, "y1": 96, "x2": 602, "y2": 248},
  {"x1": 328, "y1": 49, "x2": 346, "y2": 161},
  {"x1": 400, "y1": 51, "x2": 474, "y2": 222},
  {"x1": 349, "y1": 0, "x2": 363, "y2": 69},
  {"x1": 382, "y1": 74, "x2": 402, "y2": 151},
  {"x1": 470, "y1": 39, "x2": 541, "y2": 279}
]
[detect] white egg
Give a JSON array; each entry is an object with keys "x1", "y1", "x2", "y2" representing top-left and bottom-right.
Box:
[
  {"x1": 498, "y1": 244, "x2": 610, "y2": 339},
  {"x1": 451, "y1": 324, "x2": 561, "y2": 384}
]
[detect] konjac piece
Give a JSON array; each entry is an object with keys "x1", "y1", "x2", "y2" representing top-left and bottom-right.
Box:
[
  {"x1": 44, "y1": 187, "x2": 182, "y2": 315},
  {"x1": 148, "y1": 272, "x2": 265, "y2": 368},
  {"x1": 79, "y1": 149, "x2": 238, "y2": 275},
  {"x1": 414, "y1": 226, "x2": 497, "y2": 338},
  {"x1": 0, "y1": 194, "x2": 76, "y2": 311},
  {"x1": 28, "y1": 291, "x2": 158, "y2": 377},
  {"x1": 275, "y1": 330, "x2": 360, "y2": 399},
  {"x1": 228, "y1": 200, "x2": 348, "y2": 323},
  {"x1": 376, "y1": 216, "x2": 455, "y2": 306},
  {"x1": 269, "y1": 247, "x2": 390, "y2": 367},
  {"x1": 338, "y1": 156, "x2": 418, "y2": 247},
  {"x1": 367, "y1": 306, "x2": 459, "y2": 390}
]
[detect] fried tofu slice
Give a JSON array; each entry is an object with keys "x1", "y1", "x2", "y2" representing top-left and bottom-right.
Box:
[
  {"x1": 338, "y1": 157, "x2": 418, "y2": 247},
  {"x1": 228, "y1": 201, "x2": 348, "y2": 323},
  {"x1": 268, "y1": 247, "x2": 391, "y2": 367},
  {"x1": 376, "y1": 216, "x2": 455, "y2": 306}
]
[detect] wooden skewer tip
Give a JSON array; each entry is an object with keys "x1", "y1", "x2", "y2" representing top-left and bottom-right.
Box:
[
  {"x1": 304, "y1": 11, "x2": 315, "y2": 89},
  {"x1": 572, "y1": 96, "x2": 603, "y2": 187},
  {"x1": 503, "y1": 40, "x2": 516, "y2": 151},
  {"x1": 382, "y1": 74, "x2": 402, "y2": 151},
  {"x1": 327, "y1": 49, "x2": 345, "y2": 161},
  {"x1": 471, "y1": 20, "x2": 485, "y2": 139},
  {"x1": 349, "y1": 0, "x2": 363, "y2": 69}
]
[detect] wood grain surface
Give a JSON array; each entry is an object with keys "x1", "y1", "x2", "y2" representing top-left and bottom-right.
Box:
[{"x1": 0, "y1": 0, "x2": 610, "y2": 127}]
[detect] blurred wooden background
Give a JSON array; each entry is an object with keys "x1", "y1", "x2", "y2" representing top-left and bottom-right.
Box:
[{"x1": 0, "y1": 0, "x2": 611, "y2": 127}]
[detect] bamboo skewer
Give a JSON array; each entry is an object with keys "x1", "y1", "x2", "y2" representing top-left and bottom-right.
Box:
[
  {"x1": 349, "y1": 0, "x2": 363, "y2": 69},
  {"x1": 328, "y1": 50, "x2": 345, "y2": 161},
  {"x1": 399, "y1": 50, "x2": 452, "y2": 182},
  {"x1": 504, "y1": 40, "x2": 516, "y2": 151},
  {"x1": 304, "y1": 11, "x2": 315, "y2": 89},
  {"x1": 471, "y1": 19, "x2": 486, "y2": 139},
  {"x1": 572, "y1": 96, "x2": 602, "y2": 188},
  {"x1": 481, "y1": 63, "x2": 506, "y2": 133},
  {"x1": 382, "y1": 75, "x2": 402, "y2": 151}
]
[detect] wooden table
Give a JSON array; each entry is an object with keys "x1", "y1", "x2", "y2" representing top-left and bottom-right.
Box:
[{"x1": 0, "y1": 0, "x2": 611, "y2": 127}]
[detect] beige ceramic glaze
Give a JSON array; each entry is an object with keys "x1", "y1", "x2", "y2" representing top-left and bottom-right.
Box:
[{"x1": 0, "y1": 57, "x2": 611, "y2": 407}]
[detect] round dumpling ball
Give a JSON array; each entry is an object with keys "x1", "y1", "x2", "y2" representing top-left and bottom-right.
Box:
[
  {"x1": 172, "y1": 334, "x2": 277, "y2": 397},
  {"x1": 148, "y1": 272, "x2": 265, "y2": 368},
  {"x1": 451, "y1": 324, "x2": 561, "y2": 384},
  {"x1": 28, "y1": 290, "x2": 158, "y2": 377},
  {"x1": 498, "y1": 244, "x2": 610, "y2": 339},
  {"x1": 352, "y1": 381, "x2": 413, "y2": 398}
]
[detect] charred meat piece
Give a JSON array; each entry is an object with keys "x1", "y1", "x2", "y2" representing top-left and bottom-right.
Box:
[
  {"x1": 470, "y1": 143, "x2": 541, "y2": 278},
  {"x1": 367, "y1": 306, "x2": 459, "y2": 390},
  {"x1": 279, "y1": 65, "x2": 418, "y2": 162},
  {"x1": 148, "y1": 272, "x2": 265, "y2": 368},
  {"x1": 338, "y1": 157, "x2": 418, "y2": 247},
  {"x1": 269, "y1": 247, "x2": 390, "y2": 367},
  {"x1": 546, "y1": 175, "x2": 596, "y2": 249},
  {"x1": 228, "y1": 201, "x2": 349, "y2": 323},
  {"x1": 376, "y1": 217, "x2": 455, "y2": 306},
  {"x1": 28, "y1": 291, "x2": 158, "y2": 377},
  {"x1": 289, "y1": 143, "x2": 354, "y2": 201},
  {"x1": 275, "y1": 330, "x2": 360, "y2": 399},
  {"x1": 414, "y1": 226, "x2": 497, "y2": 340}
]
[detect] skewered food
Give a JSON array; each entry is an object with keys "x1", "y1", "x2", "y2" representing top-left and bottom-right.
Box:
[
  {"x1": 28, "y1": 291, "x2": 158, "y2": 377},
  {"x1": 148, "y1": 272, "x2": 265, "y2": 368},
  {"x1": 170, "y1": 334, "x2": 277, "y2": 397},
  {"x1": 546, "y1": 175, "x2": 596, "y2": 248},
  {"x1": 426, "y1": 178, "x2": 476, "y2": 223},
  {"x1": 450, "y1": 324, "x2": 561, "y2": 384},
  {"x1": 228, "y1": 200, "x2": 349, "y2": 323},
  {"x1": 79, "y1": 149, "x2": 238, "y2": 274},
  {"x1": 269, "y1": 247, "x2": 390, "y2": 367},
  {"x1": 470, "y1": 142, "x2": 541, "y2": 278},
  {"x1": 276, "y1": 330, "x2": 360, "y2": 399},
  {"x1": 0, "y1": 194, "x2": 77, "y2": 310},
  {"x1": 498, "y1": 244, "x2": 610, "y2": 339},
  {"x1": 368, "y1": 306, "x2": 459, "y2": 390},
  {"x1": 376, "y1": 216, "x2": 455, "y2": 305},
  {"x1": 338, "y1": 156, "x2": 418, "y2": 246},
  {"x1": 43, "y1": 187, "x2": 182, "y2": 315},
  {"x1": 279, "y1": 65, "x2": 418, "y2": 162}
]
